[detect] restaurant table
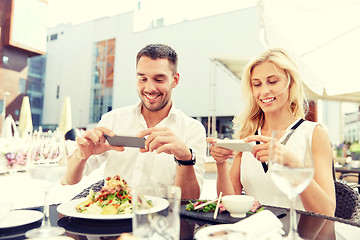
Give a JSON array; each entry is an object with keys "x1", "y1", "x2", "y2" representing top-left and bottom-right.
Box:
[
  {"x1": 2, "y1": 200, "x2": 360, "y2": 240},
  {"x1": 335, "y1": 166, "x2": 360, "y2": 184}
]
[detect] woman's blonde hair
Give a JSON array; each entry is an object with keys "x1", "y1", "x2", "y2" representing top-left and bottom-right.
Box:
[{"x1": 233, "y1": 48, "x2": 308, "y2": 139}]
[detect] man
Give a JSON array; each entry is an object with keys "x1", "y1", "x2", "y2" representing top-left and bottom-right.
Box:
[{"x1": 62, "y1": 44, "x2": 206, "y2": 199}]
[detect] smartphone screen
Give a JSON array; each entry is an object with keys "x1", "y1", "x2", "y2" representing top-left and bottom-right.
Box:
[{"x1": 104, "y1": 134, "x2": 146, "y2": 148}]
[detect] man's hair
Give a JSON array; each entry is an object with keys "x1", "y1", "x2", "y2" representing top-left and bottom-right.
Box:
[{"x1": 136, "y1": 44, "x2": 178, "y2": 74}]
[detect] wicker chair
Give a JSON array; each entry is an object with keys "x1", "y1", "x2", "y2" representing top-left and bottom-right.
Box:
[
  {"x1": 333, "y1": 161, "x2": 360, "y2": 222},
  {"x1": 334, "y1": 180, "x2": 360, "y2": 221}
]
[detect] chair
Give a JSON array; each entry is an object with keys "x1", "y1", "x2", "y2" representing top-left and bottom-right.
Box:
[
  {"x1": 334, "y1": 180, "x2": 360, "y2": 221},
  {"x1": 333, "y1": 161, "x2": 360, "y2": 222}
]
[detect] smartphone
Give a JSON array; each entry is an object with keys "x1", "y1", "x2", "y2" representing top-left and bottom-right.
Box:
[
  {"x1": 213, "y1": 139, "x2": 254, "y2": 152},
  {"x1": 104, "y1": 134, "x2": 146, "y2": 148}
]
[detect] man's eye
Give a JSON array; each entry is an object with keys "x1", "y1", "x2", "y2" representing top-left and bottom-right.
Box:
[
  {"x1": 138, "y1": 78, "x2": 147, "y2": 82},
  {"x1": 155, "y1": 79, "x2": 164, "y2": 82}
]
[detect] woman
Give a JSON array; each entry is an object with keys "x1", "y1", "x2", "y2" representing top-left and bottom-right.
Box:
[{"x1": 207, "y1": 48, "x2": 335, "y2": 216}]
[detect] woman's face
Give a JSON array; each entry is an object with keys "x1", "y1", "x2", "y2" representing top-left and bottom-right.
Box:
[{"x1": 250, "y1": 61, "x2": 290, "y2": 114}]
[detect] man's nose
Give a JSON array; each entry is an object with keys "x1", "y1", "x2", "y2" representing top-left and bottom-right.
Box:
[{"x1": 144, "y1": 80, "x2": 157, "y2": 91}]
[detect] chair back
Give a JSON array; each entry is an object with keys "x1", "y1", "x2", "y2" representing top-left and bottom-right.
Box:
[{"x1": 333, "y1": 160, "x2": 360, "y2": 221}]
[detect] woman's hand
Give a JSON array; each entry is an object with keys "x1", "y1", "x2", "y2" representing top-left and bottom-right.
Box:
[
  {"x1": 245, "y1": 135, "x2": 301, "y2": 167},
  {"x1": 206, "y1": 137, "x2": 235, "y2": 164}
]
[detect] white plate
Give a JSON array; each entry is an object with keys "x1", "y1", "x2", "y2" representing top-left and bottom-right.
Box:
[
  {"x1": 195, "y1": 224, "x2": 245, "y2": 240},
  {"x1": 57, "y1": 196, "x2": 169, "y2": 220},
  {"x1": 214, "y1": 140, "x2": 254, "y2": 152},
  {"x1": 0, "y1": 210, "x2": 43, "y2": 228}
]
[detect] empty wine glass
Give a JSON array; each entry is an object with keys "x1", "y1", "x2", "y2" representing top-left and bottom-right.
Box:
[
  {"x1": 25, "y1": 132, "x2": 67, "y2": 238},
  {"x1": 268, "y1": 130, "x2": 314, "y2": 240}
]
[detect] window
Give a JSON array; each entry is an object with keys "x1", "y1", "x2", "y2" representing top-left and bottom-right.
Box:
[
  {"x1": 0, "y1": 100, "x2": 3, "y2": 114},
  {"x1": 31, "y1": 97, "x2": 43, "y2": 108},
  {"x1": 89, "y1": 39, "x2": 115, "y2": 123},
  {"x1": 50, "y1": 34, "x2": 58, "y2": 41},
  {"x1": 18, "y1": 78, "x2": 26, "y2": 94},
  {"x1": 56, "y1": 85, "x2": 60, "y2": 99}
]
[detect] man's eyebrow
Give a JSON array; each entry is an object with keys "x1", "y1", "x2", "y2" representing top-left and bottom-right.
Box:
[
  {"x1": 154, "y1": 73, "x2": 167, "y2": 78},
  {"x1": 137, "y1": 72, "x2": 145, "y2": 76}
]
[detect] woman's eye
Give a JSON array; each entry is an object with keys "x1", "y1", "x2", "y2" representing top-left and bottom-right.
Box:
[{"x1": 252, "y1": 82, "x2": 261, "y2": 87}]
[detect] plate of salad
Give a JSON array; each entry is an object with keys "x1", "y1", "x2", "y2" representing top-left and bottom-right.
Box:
[{"x1": 57, "y1": 175, "x2": 168, "y2": 220}]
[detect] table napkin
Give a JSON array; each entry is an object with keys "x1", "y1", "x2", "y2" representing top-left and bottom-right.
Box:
[
  {"x1": 232, "y1": 210, "x2": 284, "y2": 240},
  {"x1": 195, "y1": 210, "x2": 284, "y2": 240}
]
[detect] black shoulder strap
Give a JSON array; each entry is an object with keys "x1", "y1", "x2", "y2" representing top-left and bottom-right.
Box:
[
  {"x1": 281, "y1": 119, "x2": 305, "y2": 145},
  {"x1": 255, "y1": 129, "x2": 268, "y2": 173},
  {"x1": 255, "y1": 119, "x2": 305, "y2": 173}
]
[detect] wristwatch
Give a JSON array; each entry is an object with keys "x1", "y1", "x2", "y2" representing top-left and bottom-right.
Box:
[{"x1": 174, "y1": 148, "x2": 196, "y2": 166}]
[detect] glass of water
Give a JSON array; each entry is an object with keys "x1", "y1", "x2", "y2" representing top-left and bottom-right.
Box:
[
  {"x1": 132, "y1": 185, "x2": 181, "y2": 240},
  {"x1": 268, "y1": 130, "x2": 314, "y2": 239},
  {"x1": 25, "y1": 132, "x2": 67, "y2": 238}
]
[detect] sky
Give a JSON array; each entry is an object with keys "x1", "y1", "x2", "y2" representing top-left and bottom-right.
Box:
[
  {"x1": 47, "y1": 0, "x2": 255, "y2": 28},
  {"x1": 47, "y1": 0, "x2": 136, "y2": 28}
]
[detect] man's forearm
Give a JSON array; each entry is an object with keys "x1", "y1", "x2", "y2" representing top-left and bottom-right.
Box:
[
  {"x1": 61, "y1": 149, "x2": 88, "y2": 185},
  {"x1": 174, "y1": 166, "x2": 200, "y2": 199}
]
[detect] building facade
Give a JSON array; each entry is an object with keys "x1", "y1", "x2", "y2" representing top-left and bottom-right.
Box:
[
  {"x1": 0, "y1": 0, "x2": 47, "y2": 133},
  {"x1": 44, "y1": 7, "x2": 264, "y2": 137}
]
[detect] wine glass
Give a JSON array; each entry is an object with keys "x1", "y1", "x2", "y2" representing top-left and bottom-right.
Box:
[
  {"x1": 268, "y1": 130, "x2": 314, "y2": 240},
  {"x1": 25, "y1": 132, "x2": 67, "y2": 238}
]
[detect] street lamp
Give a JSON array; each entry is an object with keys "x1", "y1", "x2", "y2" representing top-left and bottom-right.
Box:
[
  {"x1": 2, "y1": 91, "x2": 10, "y2": 119},
  {"x1": 1, "y1": 91, "x2": 10, "y2": 134}
]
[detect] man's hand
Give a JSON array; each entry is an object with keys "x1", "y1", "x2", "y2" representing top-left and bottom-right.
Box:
[
  {"x1": 75, "y1": 126, "x2": 125, "y2": 160},
  {"x1": 137, "y1": 127, "x2": 191, "y2": 160}
]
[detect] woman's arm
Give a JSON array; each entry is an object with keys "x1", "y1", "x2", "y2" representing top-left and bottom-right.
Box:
[
  {"x1": 229, "y1": 153, "x2": 243, "y2": 195},
  {"x1": 299, "y1": 125, "x2": 336, "y2": 216},
  {"x1": 207, "y1": 137, "x2": 236, "y2": 196}
]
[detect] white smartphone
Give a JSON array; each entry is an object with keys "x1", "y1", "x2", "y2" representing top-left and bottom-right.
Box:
[
  {"x1": 104, "y1": 134, "x2": 146, "y2": 148},
  {"x1": 213, "y1": 139, "x2": 254, "y2": 152}
]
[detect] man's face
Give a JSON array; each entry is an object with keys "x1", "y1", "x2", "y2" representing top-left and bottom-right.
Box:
[{"x1": 136, "y1": 56, "x2": 179, "y2": 112}]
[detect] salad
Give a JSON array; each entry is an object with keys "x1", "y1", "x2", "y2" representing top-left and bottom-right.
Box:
[
  {"x1": 76, "y1": 175, "x2": 152, "y2": 215},
  {"x1": 186, "y1": 198, "x2": 263, "y2": 215}
]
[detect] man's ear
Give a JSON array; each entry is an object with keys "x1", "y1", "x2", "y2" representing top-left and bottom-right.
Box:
[{"x1": 172, "y1": 73, "x2": 180, "y2": 88}]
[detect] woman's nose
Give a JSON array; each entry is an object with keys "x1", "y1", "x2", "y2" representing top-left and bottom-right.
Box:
[{"x1": 260, "y1": 85, "x2": 271, "y2": 95}]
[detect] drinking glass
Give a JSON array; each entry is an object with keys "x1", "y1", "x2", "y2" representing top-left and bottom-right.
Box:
[
  {"x1": 268, "y1": 131, "x2": 314, "y2": 240},
  {"x1": 132, "y1": 185, "x2": 181, "y2": 240},
  {"x1": 25, "y1": 133, "x2": 67, "y2": 238}
]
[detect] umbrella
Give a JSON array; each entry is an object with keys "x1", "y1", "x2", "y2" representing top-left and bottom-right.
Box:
[
  {"x1": 2, "y1": 115, "x2": 19, "y2": 138},
  {"x1": 58, "y1": 96, "x2": 72, "y2": 135},
  {"x1": 18, "y1": 96, "x2": 33, "y2": 138},
  {"x1": 257, "y1": 0, "x2": 360, "y2": 102}
]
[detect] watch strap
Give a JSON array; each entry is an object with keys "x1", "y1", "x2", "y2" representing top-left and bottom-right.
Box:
[{"x1": 174, "y1": 148, "x2": 196, "y2": 166}]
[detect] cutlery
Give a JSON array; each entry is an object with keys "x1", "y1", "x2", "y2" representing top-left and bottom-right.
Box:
[{"x1": 213, "y1": 192, "x2": 222, "y2": 219}]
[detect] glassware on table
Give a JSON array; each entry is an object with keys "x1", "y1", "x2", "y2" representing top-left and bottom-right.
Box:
[
  {"x1": 268, "y1": 130, "x2": 314, "y2": 240},
  {"x1": 25, "y1": 133, "x2": 67, "y2": 238},
  {"x1": 132, "y1": 185, "x2": 181, "y2": 240}
]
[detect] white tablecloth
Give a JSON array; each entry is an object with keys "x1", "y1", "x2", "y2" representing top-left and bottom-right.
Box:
[{"x1": 0, "y1": 167, "x2": 104, "y2": 210}]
